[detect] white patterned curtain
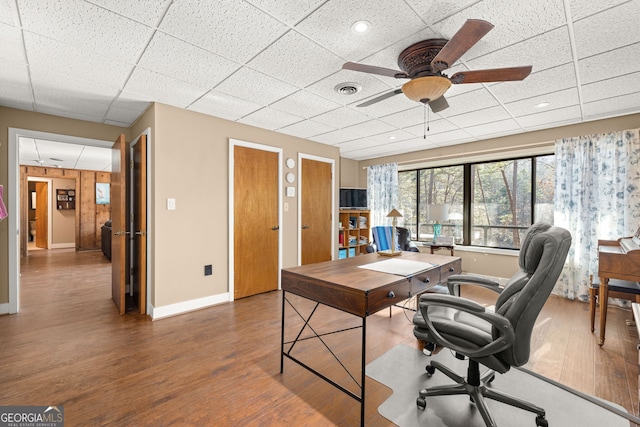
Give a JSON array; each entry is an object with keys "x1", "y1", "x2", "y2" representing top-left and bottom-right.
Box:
[
  {"x1": 367, "y1": 163, "x2": 398, "y2": 227},
  {"x1": 553, "y1": 129, "x2": 640, "y2": 302}
]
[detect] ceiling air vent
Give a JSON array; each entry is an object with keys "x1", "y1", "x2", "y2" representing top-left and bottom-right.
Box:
[{"x1": 334, "y1": 82, "x2": 361, "y2": 96}]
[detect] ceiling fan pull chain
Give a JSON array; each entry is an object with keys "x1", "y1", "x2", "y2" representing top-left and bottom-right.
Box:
[{"x1": 423, "y1": 102, "x2": 430, "y2": 139}]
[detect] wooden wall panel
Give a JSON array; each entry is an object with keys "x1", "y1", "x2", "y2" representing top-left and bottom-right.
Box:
[{"x1": 20, "y1": 166, "x2": 112, "y2": 255}]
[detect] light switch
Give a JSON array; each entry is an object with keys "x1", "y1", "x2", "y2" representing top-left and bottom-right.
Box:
[{"x1": 167, "y1": 198, "x2": 176, "y2": 210}]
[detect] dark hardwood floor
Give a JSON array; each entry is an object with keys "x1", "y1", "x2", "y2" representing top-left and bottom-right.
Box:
[{"x1": 1, "y1": 249, "x2": 638, "y2": 426}]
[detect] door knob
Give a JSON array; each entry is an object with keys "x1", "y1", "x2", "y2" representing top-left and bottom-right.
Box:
[
  {"x1": 271, "y1": 226, "x2": 279, "y2": 231},
  {"x1": 301, "y1": 225, "x2": 310, "y2": 229}
]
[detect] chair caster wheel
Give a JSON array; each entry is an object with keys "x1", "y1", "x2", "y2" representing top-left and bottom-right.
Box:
[
  {"x1": 535, "y1": 415, "x2": 548, "y2": 427},
  {"x1": 416, "y1": 397, "x2": 426, "y2": 411},
  {"x1": 425, "y1": 364, "x2": 436, "y2": 375}
]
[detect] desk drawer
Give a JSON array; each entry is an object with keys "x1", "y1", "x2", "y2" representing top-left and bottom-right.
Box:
[
  {"x1": 440, "y1": 258, "x2": 462, "y2": 282},
  {"x1": 410, "y1": 268, "x2": 442, "y2": 294},
  {"x1": 367, "y1": 280, "x2": 410, "y2": 315}
]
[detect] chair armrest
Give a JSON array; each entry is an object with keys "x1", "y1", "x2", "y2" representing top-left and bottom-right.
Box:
[
  {"x1": 446, "y1": 274, "x2": 502, "y2": 296},
  {"x1": 407, "y1": 241, "x2": 419, "y2": 252},
  {"x1": 418, "y1": 294, "x2": 515, "y2": 358}
]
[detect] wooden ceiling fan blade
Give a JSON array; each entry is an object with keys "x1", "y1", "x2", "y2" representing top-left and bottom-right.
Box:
[
  {"x1": 428, "y1": 96, "x2": 449, "y2": 113},
  {"x1": 431, "y1": 19, "x2": 494, "y2": 71},
  {"x1": 357, "y1": 89, "x2": 403, "y2": 107},
  {"x1": 343, "y1": 62, "x2": 408, "y2": 79},
  {"x1": 451, "y1": 66, "x2": 533, "y2": 84}
]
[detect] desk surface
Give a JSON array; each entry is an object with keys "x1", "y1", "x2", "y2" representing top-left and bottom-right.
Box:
[{"x1": 282, "y1": 251, "x2": 460, "y2": 317}]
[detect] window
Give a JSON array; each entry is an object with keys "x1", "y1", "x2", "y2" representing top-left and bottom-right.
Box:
[{"x1": 398, "y1": 155, "x2": 554, "y2": 249}]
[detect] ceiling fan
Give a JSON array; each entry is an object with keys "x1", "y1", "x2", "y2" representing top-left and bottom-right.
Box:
[{"x1": 343, "y1": 19, "x2": 532, "y2": 113}]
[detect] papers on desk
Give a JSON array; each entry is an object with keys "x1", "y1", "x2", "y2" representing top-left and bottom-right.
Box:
[{"x1": 358, "y1": 258, "x2": 437, "y2": 277}]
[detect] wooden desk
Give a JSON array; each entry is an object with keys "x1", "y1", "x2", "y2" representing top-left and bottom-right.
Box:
[{"x1": 280, "y1": 251, "x2": 462, "y2": 426}]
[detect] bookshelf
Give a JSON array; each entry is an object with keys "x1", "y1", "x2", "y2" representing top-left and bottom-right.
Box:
[{"x1": 338, "y1": 209, "x2": 370, "y2": 258}]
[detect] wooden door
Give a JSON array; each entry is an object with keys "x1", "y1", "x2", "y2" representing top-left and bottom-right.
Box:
[
  {"x1": 35, "y1": 182, "x2": 48, "y2": 249},
  {"x1": 234, "y1": 145, "x2": 279, "y2": 299},
  {"x1": 301, "y1": 158, "x2": 332, "y2": 265},
  {"x1": 111, "y1": 134, "x2": 128, "y2": 315},
  {"x1": 133, "y1": 135, "x2": 147, "y2": 314}
]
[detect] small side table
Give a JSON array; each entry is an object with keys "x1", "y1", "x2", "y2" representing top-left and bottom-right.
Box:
[{"x1": 425, "y1": 243, "x2": 455, "y2": 256}]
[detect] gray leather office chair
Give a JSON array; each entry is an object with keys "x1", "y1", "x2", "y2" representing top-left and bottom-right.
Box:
[{"x1": 413, "y1": 223, "x2": 571, "y2": 427}]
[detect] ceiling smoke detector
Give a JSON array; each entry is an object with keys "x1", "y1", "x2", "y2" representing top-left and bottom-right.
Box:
[{"x1": 334, "y1": 82, "x2": 362, "y2": 96}]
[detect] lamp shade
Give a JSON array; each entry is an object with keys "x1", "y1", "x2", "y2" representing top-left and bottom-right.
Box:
[
  {"x1": 428, "y1": 204, "x2": 449, "y2": 222},
  {"x1": 386, "y1": 208, "x2": 403, "y2": 218},
  {"x1": 401, "y1": 76, "x2": 452, "y2": 103}
]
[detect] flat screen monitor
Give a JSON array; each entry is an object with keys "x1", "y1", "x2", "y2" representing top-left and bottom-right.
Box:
[{"x1": 340, "y1": 188, "x2": 368, "y2": 209}]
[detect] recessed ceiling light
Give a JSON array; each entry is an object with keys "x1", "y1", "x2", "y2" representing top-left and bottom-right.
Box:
[
  {"x1": 389, "y1": 136, "x2": 396, "y2": 140},
  {"x1": 535, "y1": 102, "x2": 550, "y2": 108},
  {"x1": 351, "y1": 20, "x2": 371, "y2": 33}
]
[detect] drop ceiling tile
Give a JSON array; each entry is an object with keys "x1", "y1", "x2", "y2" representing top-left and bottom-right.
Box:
[
  {"x1": 464, "y1": 119, "x2": 523, "y2": 138},
  {"x1": 342, "y1": 119, "x2": 397, "y2": 139},
  {"x1": 404, "y1": 118, "x2": 460, "y2": 138},
  {"x1": 516, "y1": 105, "x2": 582, "y2": 130},
  {"x1": 336, "y1": 138, "x2": 385, "y2": 152},
  {"x1": 311, "y1": 106, "x2": 371, "y2": 128},
  {"x1": 0, "y1": 0, "x2": 18, "y2": 26},
  {"x1": 295, "y1": 0, "x2": 425, "y2": 61},
  {"x1": 506, "y1": 88, "x2": 580, "y2": 117},
  {"x1": 35, "y1": 139, "x2": 84, "y2": 162},
  {"x1": 238, "y1": 107, "x2": 305, "y2": 130},
  {"x1": 125, "y1": 67, "x2": 209, "y2": 108},
  {"x1": 19, "y1": 0, "x2": 154, "y2": 64},
  {"x1": 305, "y1": 69, "x2": 395, "y2": 106},
  {"x1": 214, "y1": 66, "x2": 298, "y2": 106},
  {"x1": 405, "y1": 0, "x2": 479, "y2": 25},
  {"x1": 74, "y1": 145, "x2": 112, "y2": 171},
  {"x1": 362, "y1": 129, "x2": 416, "y2": 145},
  {"x1": 24, "y1": 32, "x2": 133, "y2": 89},
  {"x1": 0, "y1": 83, "x2": 34, "y2": 111},
  {"x1": 573, "y1": 1, "x2": 640, "y2": 59},
  {"x1": 248, "y1": 30, "x2": 344, "y2": 88},
  {"x1": 0, "y1": 59, "x2": 30, "y2": 87},
  {"x1": 270, "y1": 90, "x2": 341, "y2": 118},
  {"x1": 579, "y1": 43, "x2": 640, "y2": 85},
  {"x1": 433, "y1": 0, "x2": 566, "y2": 61},
  {"x1": 188, "y1": 91, "x2": 262, "y2": 122},
  {"x1": 85, "y1": 0, "x2": 172, "y2": 26},
  {"x1": 104, "y1": 102, "x2": 149, "y2": 125},
  {"x1": 246, "y1": 0, "x2": 326, "y2": 26},
  {"x1": 35, "y1": 90, "x2": 111, "y2": 120},
  {"x1": 466, "y1": 27, "x2": 572, "y2": 74},
  {"x1": 30, "y1": 67, "x2": 120, "y2": 100},
  {"x1": 380, "y1": 105, "x2": 427, "y2": 128},
  {"x1": 446, "y1": 105, "x2": 512, "y2": 128},
  {"x1": 583, "y1": 91, "x2": 640, "y2": 120},
  {"x1": 582, "y1": 72, "x2": 640, "y2": 103},
  {"x1": 415, "y1": 129, "x2": 474, "y2": 146},
  {"x1": 137, "y1": 32, "x2": 240, "y2": 89},
  {"x1": 310, "y1": 128, "x2": 362, "y2": 145},
  {"x1": 490, "y1": 63, "x2": 577, "y2": 104},
  {"x1": 159, "y1": 0, "x2": 288, "y2": 63},
  {"x1": 0, "y1": 23, "x2": 25, "y2": 62},
  {"x1": 569, "y1": 0, "x2": 630, "y2": 21},
  {"x1": 278, "y1": 119, "x2": 337, "y2": 139}
]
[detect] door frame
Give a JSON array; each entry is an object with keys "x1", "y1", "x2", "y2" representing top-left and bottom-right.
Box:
[
  {"x1": 228, "y1": 138, "x2": 282, "y2": 301},
  {"x1": 297, "y1": 153, "x2": 336, "y2": 265},
  {"x1": 27, "y1": 177, "x2": 53, "y2": 250},
  {"x1": 8, "y1": 128, "x2": 117, "y2": 314}
]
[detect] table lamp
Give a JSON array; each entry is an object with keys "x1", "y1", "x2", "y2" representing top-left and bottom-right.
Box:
[
  {"x1": 380, "y1": 208, "x2": 403, "y2": 256},
  {"x1": 428, "y1": 204, "x2": 449, "y2": 243}
]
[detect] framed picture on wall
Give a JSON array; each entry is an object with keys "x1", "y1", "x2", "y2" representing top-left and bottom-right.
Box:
[{"x1": 96, "y1": 183, "x2": 110, "y2": 205}]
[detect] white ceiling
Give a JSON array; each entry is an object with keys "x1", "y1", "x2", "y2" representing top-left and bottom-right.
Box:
[{"x1": 3, "y1": 0, "x2": 640, "y2": 162}]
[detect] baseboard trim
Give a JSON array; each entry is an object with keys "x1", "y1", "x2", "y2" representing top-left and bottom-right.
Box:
[
  {"x1": 150, "y1": 293, "x2": 230, "y2": 320},
  {"x1": 50, "y1": 243, "x2": 75, "y2": 249},
  {"x1": 0, "y1": 303, "x2": 9, "y2": 315}
]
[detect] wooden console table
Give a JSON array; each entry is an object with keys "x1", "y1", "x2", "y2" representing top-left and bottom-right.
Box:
[{"x1": 280, "y1": 251, "x2": 462, "y2": 426}]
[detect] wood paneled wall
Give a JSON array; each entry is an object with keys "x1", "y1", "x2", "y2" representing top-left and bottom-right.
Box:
[{"x1": 20, "y1": 166, "x2": 111, "y2": 256}]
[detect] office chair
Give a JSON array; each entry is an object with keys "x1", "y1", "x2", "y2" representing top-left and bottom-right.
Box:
[{"x1": 413, "y1": 223, "x2": 571, "y2": 427}]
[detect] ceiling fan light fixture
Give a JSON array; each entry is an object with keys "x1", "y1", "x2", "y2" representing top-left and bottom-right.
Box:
[{"x1": 401, "y1": 76, "x2": 451, "y2": 103}]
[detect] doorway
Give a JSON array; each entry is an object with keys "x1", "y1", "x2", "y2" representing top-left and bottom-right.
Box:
[
  {"x1": 8, "y1": 128, "x2": 151, "y2": 315},
  {"x1": 27, "y1": 178, "x2": 51, "y2": 251}
]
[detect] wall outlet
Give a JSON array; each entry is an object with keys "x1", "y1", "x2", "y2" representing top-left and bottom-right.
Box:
[{"x1": 204, "y1": 264, "x2": 212, "y2": 276}]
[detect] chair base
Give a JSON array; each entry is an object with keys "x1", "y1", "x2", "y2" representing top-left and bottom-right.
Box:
[{"x1": 417, "y1": 359, "x2": 548, "y2": 427}]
